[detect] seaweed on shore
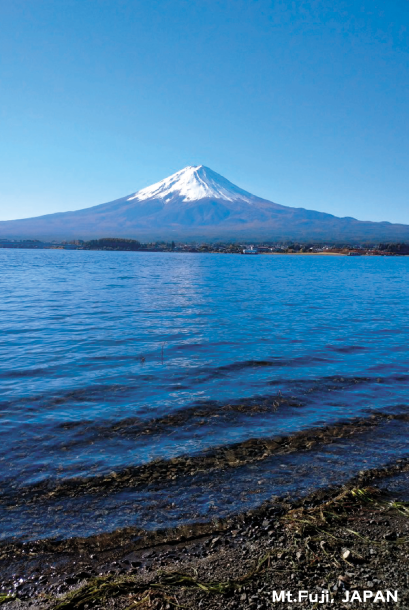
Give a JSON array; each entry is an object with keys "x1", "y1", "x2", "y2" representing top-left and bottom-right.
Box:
[
  {"x1": 53, "y1": 577, "x2": 145, "y2": 610},
  {"x1": 280, "y1": 486, "x2": 409, "y2": 575},
  {"x1": 52, "y1": 551, "x2": 272, "y2": 610},
  {"x1": 13, "y1": 485, "x2": 409, "y2": 610},
  {"x1": 0, "y1": 596, "x2": 16, "y2": 606}
]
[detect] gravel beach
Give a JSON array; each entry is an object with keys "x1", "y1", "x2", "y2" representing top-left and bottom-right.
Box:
[{"x1": 1, "y1": 460, "x2": 409, "y2": 610}]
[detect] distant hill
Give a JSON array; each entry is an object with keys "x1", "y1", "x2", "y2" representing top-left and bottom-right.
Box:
[{"x1": 1, "y1": 165, "x2": 409, "y2": 242}]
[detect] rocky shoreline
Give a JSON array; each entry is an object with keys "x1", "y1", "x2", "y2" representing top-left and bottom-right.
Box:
[
  {"x1": 1, "y1": 459, "x2": 409, "y2": 609},
  {"x1": 7, "y1": 409, "x2": 409, "y2": 508}
]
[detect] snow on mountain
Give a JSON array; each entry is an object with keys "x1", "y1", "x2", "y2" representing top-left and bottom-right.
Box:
[
  {"x1": 126, "y1": 165, "x2": 256, "y2": 204},
  {"x1": 1, "y1": 165, "x2": 409, "y2": 242}
]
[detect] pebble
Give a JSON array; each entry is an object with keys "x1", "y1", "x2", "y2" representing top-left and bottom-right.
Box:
[{"x1": 384, "y1": 531, "x2": 397, "y2": 541}]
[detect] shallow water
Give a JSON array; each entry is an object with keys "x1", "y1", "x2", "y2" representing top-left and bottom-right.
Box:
[{"x1": 1, "y1": 250, "x2": 409, "y2": 541}]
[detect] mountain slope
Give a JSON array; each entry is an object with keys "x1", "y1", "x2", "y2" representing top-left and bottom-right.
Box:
[{"x1": 1, "y1": 165, "x2": 408, "y2": 242}]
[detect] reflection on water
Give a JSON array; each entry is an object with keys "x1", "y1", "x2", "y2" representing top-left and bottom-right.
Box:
[{"x1": 0, "y1": 250, "x2": 409, "y2": 541}]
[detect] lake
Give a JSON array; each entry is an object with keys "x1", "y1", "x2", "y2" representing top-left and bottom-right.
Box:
[{"x1": 1, "y1": 249, "x2": 409, "y2": 541}]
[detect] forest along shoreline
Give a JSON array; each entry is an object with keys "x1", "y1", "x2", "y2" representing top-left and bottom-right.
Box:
[
  {"x1": 1, "y1": 458, "x2": 409, "y2": 608},
  {"x1": 2, "y1": 237, "x2": 409, "y2": 256}
]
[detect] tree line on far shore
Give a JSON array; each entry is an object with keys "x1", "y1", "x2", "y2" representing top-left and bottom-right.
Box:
[
  {"x1": 378, "y1": 243, "x2": 409, "y2": 254},
  {"x1": 85, "y1": 238, "x2": 142, "y2": 250},
  {"x1": 83, "y1": 238, "x2": 409, "y2": 254}
]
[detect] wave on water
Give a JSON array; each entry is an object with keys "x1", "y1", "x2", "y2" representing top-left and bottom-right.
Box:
[
  {"x1": 1, "y1": 411, "x2": 409, "y2": 542},
  {"x1": 1, "y1": 250, "x2": 409, "y2": 541}
]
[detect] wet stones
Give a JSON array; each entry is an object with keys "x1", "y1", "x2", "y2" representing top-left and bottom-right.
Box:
[
  {"x1": 1, "y1": 459, "x2": 409, "y2": 610},
  {"x1": 8, "y1": 412, "x2": 408, "y2": 515},
  {"x1": 75, "y1": 570, "x2": 93, "y2": 580}
]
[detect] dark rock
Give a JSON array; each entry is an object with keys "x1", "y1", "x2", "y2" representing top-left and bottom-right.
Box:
[
  {"x1": 75, "y1": 571, "x2": 92, "y2": 580},
  {"x1": 384, "y1": 532, "x2": 397, "y2": 541}
]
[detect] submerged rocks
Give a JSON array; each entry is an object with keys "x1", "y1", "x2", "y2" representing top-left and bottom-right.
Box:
[
  {"x1": 1, "y1": 455, "x2": 409, "y2": 609},
  {"x1": 7, "y1": 412, "x2": 408, "y2": 517}
]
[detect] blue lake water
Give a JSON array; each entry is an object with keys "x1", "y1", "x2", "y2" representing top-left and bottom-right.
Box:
[{"x1": 0, "y1": 249, "x2": 409, "y2": 541}]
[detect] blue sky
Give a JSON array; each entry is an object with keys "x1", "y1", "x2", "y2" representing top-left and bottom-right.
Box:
[{"x1": 1, "y1": 0, "x2": 408, "y2": 223}]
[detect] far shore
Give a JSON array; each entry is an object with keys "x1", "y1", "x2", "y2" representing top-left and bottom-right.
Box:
[{"x1": 260, "y1": 251, "x2": 346, "y2": 255}]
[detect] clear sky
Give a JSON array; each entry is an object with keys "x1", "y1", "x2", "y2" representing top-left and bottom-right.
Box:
[{"x1": 1, "y1": 0, "x2": 408, "y2": 223}]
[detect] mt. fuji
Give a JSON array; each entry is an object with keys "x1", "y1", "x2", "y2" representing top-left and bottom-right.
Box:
[
  {"x1": 1, "y1": 165, "x2": 409, "y2": 242},
  {"x1": 127, "y1": 165, "x2": 256, "y2": 204}
]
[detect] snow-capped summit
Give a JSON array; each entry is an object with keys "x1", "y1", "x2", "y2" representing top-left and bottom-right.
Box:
[
  {"x1": 127, "y1": 165, "x2": 255, "y2": 204},
  {"x1": 2, "y1": 165, "x2": 409, "y2": 242}
]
